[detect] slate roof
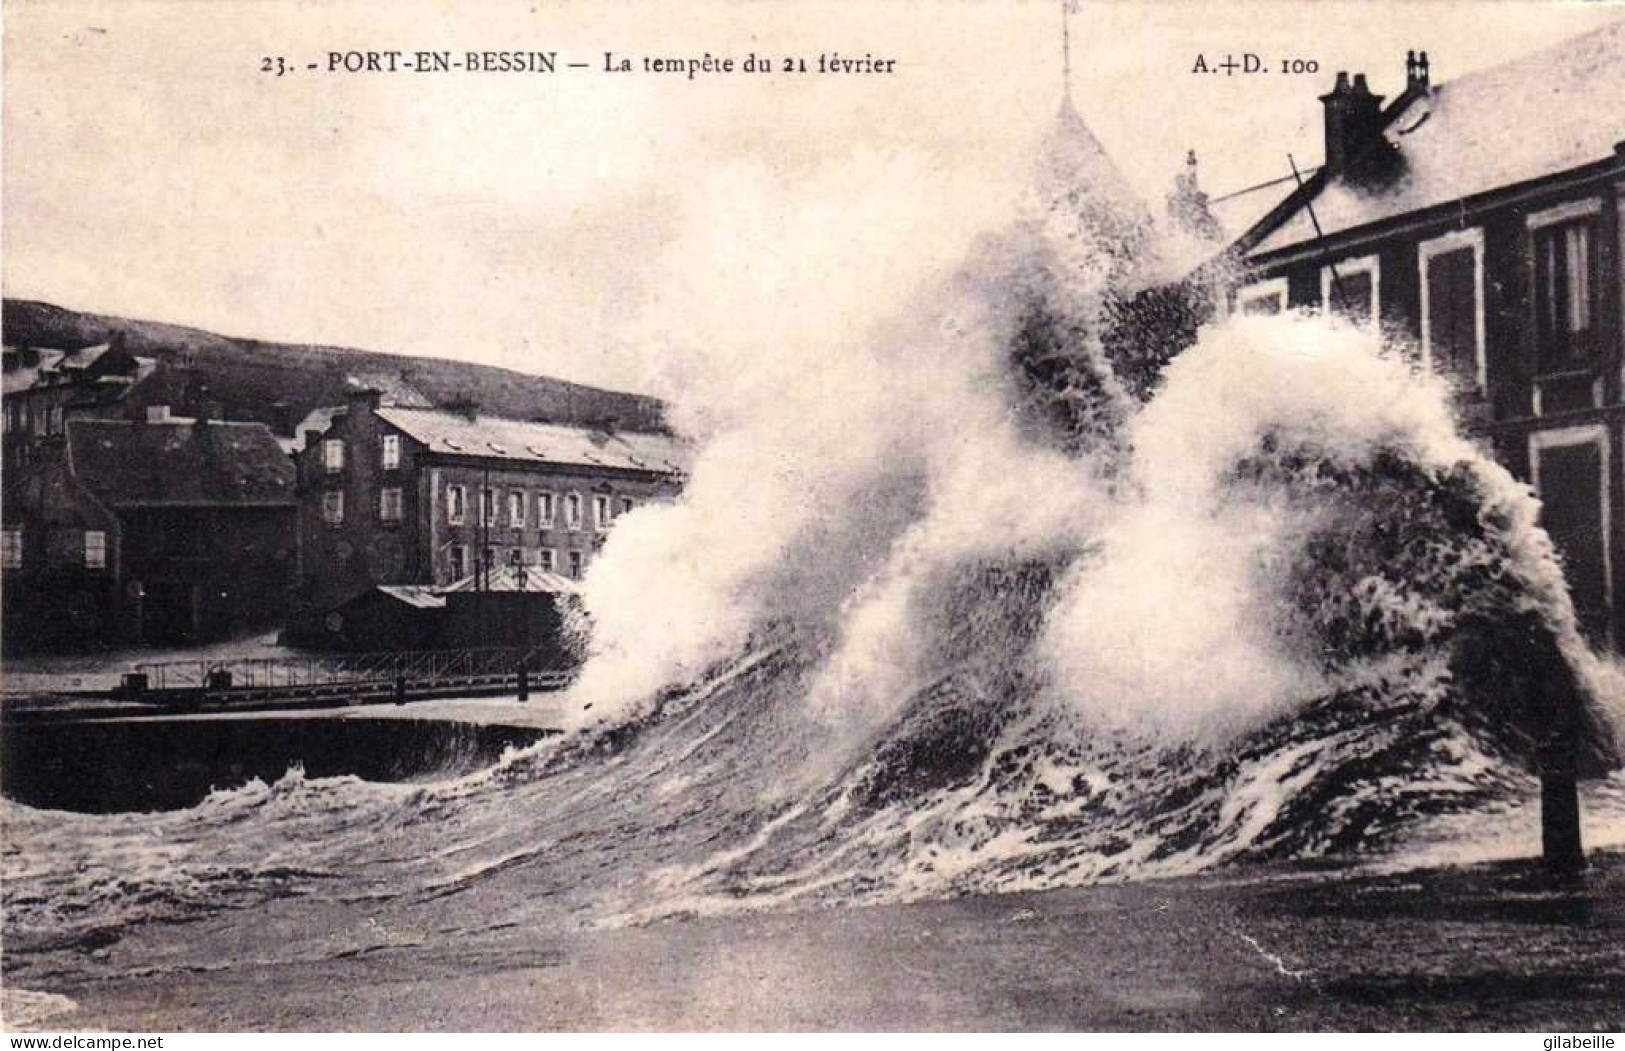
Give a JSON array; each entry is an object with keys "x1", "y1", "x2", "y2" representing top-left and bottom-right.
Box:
[
  {"x1": 375, "y1": 407, "x2": 688, "y2": 475},
  {"x1": 1207, "y1": 170, "x2": 1319, "y2": 245},
  {"x1": 67, "y1": 419, "x2": 297, "y2": 508},
  {"x1": 280, "y1": 405, "x2": 348, "y2": 455},
  {"x1": 374, "y1": 585, "x2": 448, "y2": 610},
  {"x1": 1, "y1": 348, "x2": 65, "y2": 395},
  {"x1": 1238, "y1": 20, "x2": 1625, "y2": 257},
  {"x1": 52, "y1": 343, "x2": 115, "y2": 372},
  {"x1": 441, "y1": 565, "x2": 582, "y2": 595}
]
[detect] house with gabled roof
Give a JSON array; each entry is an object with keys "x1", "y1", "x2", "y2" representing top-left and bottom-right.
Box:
[
  {"x1": 1218, "y1": 22, "x2": 1625, "y2": 648},
  {"x1": 2, "y1": 335, "x2": 159, "y2": 476},
  {"x1": 1, "y1": 410, "x2": 297, "y2": 648}
]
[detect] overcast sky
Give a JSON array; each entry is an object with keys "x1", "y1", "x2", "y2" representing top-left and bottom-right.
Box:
[{"x1": 6, "y1": 0, "x2": 1622, "y2": 393}]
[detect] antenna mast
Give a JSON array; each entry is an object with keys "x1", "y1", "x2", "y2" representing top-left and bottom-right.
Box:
[{"x1": 1061, "y1": 0, "x2": 1074, "y2": 102}]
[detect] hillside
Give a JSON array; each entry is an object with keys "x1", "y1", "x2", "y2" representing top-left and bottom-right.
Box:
[{"x1": 2, "y1": 299, "x2": 668, "y2": 435}]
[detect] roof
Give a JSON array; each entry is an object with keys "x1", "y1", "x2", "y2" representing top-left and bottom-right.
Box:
[
  {"x1": 3, "y1": 343, "x2": 157, "y2": 401},
  {"x1": 1031, "y1": 95, "x2": 1157, "y2": 269},
  {"x1": 67, "y1": 419, "x2": 297, "y2": 508},
  {"x1": 280, "y1": 405, "x2": 347, "y2": 455},
  {"x1": 53, "y1": 343, "x2": 114, "y2": 371},
  {"x1": 1239, "y1": 20, "x2": 1625, "y2": 258},
  {"x1": 342, "y1": 372, "x2": 433, "y2": 409},
  {"x1": 2, "y1": 348, "x2": 64, "y2": 395},
  {"x1": 1207, "y1": 168, "x2": 1320, "y2": 245},
  {"x1": 441, "y1": 565, "x2": 582, "y2": 595},
  {"x1": 374, "y1": 585, "x2": 447, "y2": 610},
  {"x1": 376, "y1": 406, "x2": 688, "y2": 475}
]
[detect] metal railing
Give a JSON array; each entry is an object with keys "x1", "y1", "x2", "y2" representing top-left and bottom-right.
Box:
[{"x1": 134, "y1": 645, "x2": 559, "y2": 693}]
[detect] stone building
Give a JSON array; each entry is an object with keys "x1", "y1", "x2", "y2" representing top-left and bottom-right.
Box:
[
  {"x1": 288, "y1": 389, "x2": 686, "y2": 634},
  {"x1": 1, "y1": 410, "x2": 298, "y2": 648},
  {"x1": 2, "y1": 336, "x2": 157, "y2": 475}
]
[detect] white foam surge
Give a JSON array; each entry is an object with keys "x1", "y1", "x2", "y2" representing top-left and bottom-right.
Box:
[
  {"x1": 562, "y1": 155, "x2": 1033, "y2": 729},
  {"x1": 1044, "y1": 315, "x2": 1488, "y2": 741}
]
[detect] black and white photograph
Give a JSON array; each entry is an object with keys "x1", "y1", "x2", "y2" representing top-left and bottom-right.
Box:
[{"x1": 2, "y1": 0, "x2": 1624, "y2": 1034}]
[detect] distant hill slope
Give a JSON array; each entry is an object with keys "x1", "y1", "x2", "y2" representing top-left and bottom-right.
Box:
[{"x1": 2, "y1": 299, "x2": 668, "y2": 434}]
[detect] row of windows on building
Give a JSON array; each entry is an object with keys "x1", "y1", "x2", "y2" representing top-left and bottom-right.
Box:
[
  {"x1": 318, "y1": 485, "x2": 636, "y2": 528},
  {"x1": 1237, "y1": 200, "x2": 1606, "y2": 389},
  {"x1": 1, "y1": 527, "x2": 106, "y2": 569},
  {"x1": 446, "y1": 544, "x2": 585, "y2": 580},
  {"x1": 322, "y1": 435, "x2": 400, "y2": 473}
]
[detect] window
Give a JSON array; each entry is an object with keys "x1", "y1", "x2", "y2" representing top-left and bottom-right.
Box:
[
  {"x1": 508, "y1": 548, "x2": 524, "y2": 567},
  {"x1": 381, "y1": 434, "x2": 401, "y2": 470},
  {"x1": 508, "y1": 490, "x2": 526, "y2": 528},
  {"x1": 1419, "y1": 228, "x2": 1485, "y2": 391},
  {"x1": 448, "y1": 544, "x2": 467, "y2": 581},
  {"x1": 1238, "y1": 277, "x2": 1287, "y2": 316},
  {"x1": 565, "y1": 492, "x2": 583, "y2": 530},
  {"x1": 482, "y1": 545, "x2": 495, "y2": 571},
  {"x1": 379, "y1": 487, "x2": 403, "y2": 522},
  {"x1": 2, "y1": 528, "x2": 21, "y2": 569},
  {"x1": 538, "y1": 548, "x2": 555, "y2": 573},
  {"x1": 47, "y1": 406, "x2": 64, "y2": 436},
  {"x1": 1532, "y1": 210, "x2": 1600, "y2": 370},
  {"x1": 481, "y1": 488, "x2": 497, "y2": 527},
  {"x1": 446, "y1": 484, "x2": 467, "y2": 525},
  {"x1": 323, "y1": 439, "x2": 345, "y2": 473},
  {"x1": 593, "y1": 495, "x2": 611, "y2": 532},
  {"x1": 538, "y1": 492, "x2": 555, "y2": 527},
  {"x1": 1530, "y1": 425, "x2": 1613, "y2": 641},
  {"x1": 618, "y1": 497, "x2": 635, "y2": 516},
  {"x1": 1321, "y1": 254, "x2": 1379, "y2": 330},
  {"x1": 567, "y1": 550, "x2": 584, "y2": 579},
  {"x1": 84, "y1": 530, "x2": 107, "y2": 569},
  {"x1": 322, "y1": 490, "x2": 344, "y2": 524}
]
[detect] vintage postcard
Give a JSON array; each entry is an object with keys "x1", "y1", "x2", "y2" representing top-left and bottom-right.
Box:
[{"x1": 3, "y1": 0, "x2": 1624, "y2": 1035}]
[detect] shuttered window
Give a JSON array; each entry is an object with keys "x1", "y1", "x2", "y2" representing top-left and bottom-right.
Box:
[
  {"x1": 1426, "y1": 247, "x2": 1477, "y2": 379},
  {"x1": 1535, "y1": 219, "x2": 1598, "y2": 369}
]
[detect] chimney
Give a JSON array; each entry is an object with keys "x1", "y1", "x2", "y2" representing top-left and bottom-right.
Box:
[
  {"x1": 346, "y1": 387, "x2": 383, "y2": 416},
  {"x1": 1405, "y1": 49, "x2": 1430, "y2": 93},
  {"x1": 146, "y1": 405, "x2": 171, "y2": 424},
  {"x1": 1319, "y1": 70, "x2": 1386, "y2": 178}
]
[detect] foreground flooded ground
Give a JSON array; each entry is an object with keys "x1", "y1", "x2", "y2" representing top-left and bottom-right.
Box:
[{"x1": 9, "y1": 853, "x2": 1622, "y2": 1031}]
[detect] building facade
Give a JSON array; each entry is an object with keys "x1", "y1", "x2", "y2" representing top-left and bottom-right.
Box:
[
  {"x1": 2, "y1": 337, "x2": 158, "y2": 475},
  {"x1": 1, "y1": 411, "x2": 298, "y2": 648},
  {"x1": 289, "y1": 389, "x2": 686, "y2": 628},
  {"x1": 1220, "y1": 26, "x2": 1625, "y2": 647}
]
